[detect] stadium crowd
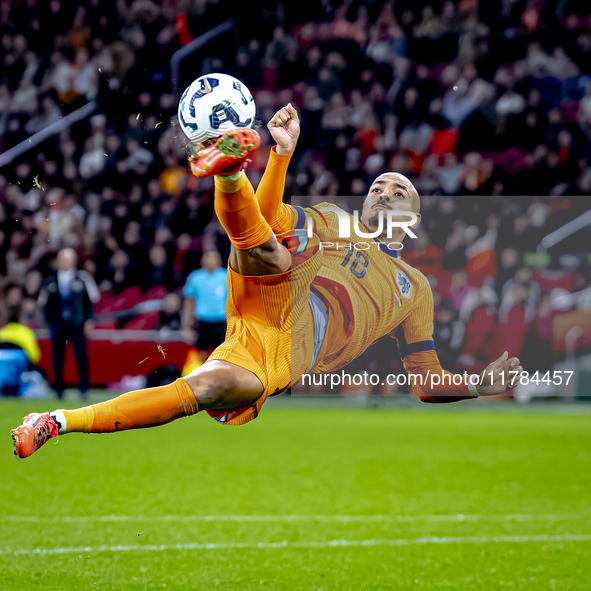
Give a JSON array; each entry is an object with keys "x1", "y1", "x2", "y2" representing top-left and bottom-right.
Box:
[{"x1": 1, "y1": 0, "x2": 591, "y2": 387}]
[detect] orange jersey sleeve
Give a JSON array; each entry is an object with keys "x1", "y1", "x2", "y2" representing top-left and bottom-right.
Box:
[{"x1": 391, "y1": 282, "x2": 476, "y2": 403}]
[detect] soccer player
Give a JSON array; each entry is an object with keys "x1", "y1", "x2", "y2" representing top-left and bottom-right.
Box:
[{"x1": 12, "y1": 104, "x2": 524, "y2": 457}]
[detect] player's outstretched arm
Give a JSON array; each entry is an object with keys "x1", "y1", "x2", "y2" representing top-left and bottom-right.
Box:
[
  {"x1": 400, "y1": 348, "x2": 525, "y2": 403},
  {"x1": 394, "y1": 284, "x2": 525, "y2": 403},
  {"x1": 401, "y1": 349, "x2": 477, "y2": 403},
  {"x1": 476, "y1": 351, "x2": 524, "y2": 396}
]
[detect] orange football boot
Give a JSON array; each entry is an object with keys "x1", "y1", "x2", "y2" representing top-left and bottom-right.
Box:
[
  {"x1": 11, "y1": 413, "x2": 60, "y2": 458},
  {"x1": 188, "y1": 128, "x2": 260, "y2": 177}
]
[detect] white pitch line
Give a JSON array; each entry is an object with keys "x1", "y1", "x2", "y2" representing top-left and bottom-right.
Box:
[
  {"x1": 2, "y1": 534, "x2": 591, "y2": 556},
  {"x1": 0, "y1": 513, "x2": 584, "y2": 524}
]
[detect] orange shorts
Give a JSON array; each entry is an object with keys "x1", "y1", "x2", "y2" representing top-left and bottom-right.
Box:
[{"x1": 206, "y1": 233, "x2": 324, "y2": 425}]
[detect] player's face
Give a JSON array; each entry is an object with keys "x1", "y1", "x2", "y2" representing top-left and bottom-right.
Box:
[
  {"x1": 361, "y1": 173, "x2": 419, "y2": 232},
  {"x1": 202, "y1": 251, "x2": 221, "y2": 271}
]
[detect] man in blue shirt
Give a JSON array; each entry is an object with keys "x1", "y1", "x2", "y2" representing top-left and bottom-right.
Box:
[{"x1": 182, "y1": 250, "x2": 228, "y2": 362}]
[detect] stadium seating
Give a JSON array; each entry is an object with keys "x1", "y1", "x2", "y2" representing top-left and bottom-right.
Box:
[{"x1": 1, "y1": 0, "x2": 590, "y2": 390}]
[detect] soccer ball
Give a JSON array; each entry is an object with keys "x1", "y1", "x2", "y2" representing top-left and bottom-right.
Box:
[{"x1": 178, "y1": 73, "x2": 256, "y2": 145}]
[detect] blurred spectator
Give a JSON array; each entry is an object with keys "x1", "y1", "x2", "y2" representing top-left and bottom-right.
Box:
[
  {"x1": 404, "y1": 231, "x2": 443, "y2": 276},
  {"x1": 144, "y1": 244, "x2": 175, "y2": 291},
  {"x1": 37, "y1": 248, "x2": 99, "y2": 398},
  {"x1": 433, "y1": 301, "x2": 463, "y2": 370},
  {"x1": 182, "y1": 251, "x2": 227, "y2": 363},
  {"x1": 156, "y1": 293, "x2": 182, "y2": 331},
  {"x1": 103, "y1": 249, "x2": 132, "y2": 294}
]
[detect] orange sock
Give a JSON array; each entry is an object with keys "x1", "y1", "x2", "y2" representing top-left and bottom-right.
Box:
[
  {"x1": 255, "y1": 147, "x2": 293, "y2": 237},
  {"x1": 214, "y1": 172, "x2": 273, "y2": 250},
  {"x1": 61, "y1": 379, "x2": 198, "y2": 433}
]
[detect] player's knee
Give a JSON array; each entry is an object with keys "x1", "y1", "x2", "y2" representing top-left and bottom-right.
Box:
[
  {"x1": 187, "y1": 374, "x2": 231, "y2": 408},
  {"x1": 183, "y1": 360, "x2": 263, "y2": 410},
  {"x1": 248, "y1": 241, "x2": 284, "y2": 270},
  {"x1": 231, "y1": 235, "x2": 290, "y2": 275},
  {"x1": 191, "y1": 381, "x2": 224, "y2": 408}
]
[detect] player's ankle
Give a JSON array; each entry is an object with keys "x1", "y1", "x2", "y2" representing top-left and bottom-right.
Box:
[
  {"x1": 59, "y1": 406, "x2": 95, "y2": 433},
  {"x1": 217, "y1": 171, "x2": 242, "y2": 182},
  {"x1": 50, "y1": 409, "x2": 68, "y2": 434}
]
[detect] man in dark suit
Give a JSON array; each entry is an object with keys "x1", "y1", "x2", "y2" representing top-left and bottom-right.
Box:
[{"x1": 38, "y1": 249, "x2": 100, "y2": 398}]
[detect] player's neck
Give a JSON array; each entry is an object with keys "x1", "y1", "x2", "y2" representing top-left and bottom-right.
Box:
[{"x1": 376, "y1": 228, "x2": 406, "y2": 246}]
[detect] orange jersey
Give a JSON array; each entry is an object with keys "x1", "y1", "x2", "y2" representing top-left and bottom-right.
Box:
[{"x1": 290, "y1": 202, "x2": 435, "y2": 374}]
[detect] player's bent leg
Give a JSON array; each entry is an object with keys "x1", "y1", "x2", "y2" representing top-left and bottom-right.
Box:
[
  {"x1": 11, "y1": 361, "x2": 263, "y2": 458},
  {"x1": 229, "y1": 234, "x2": 291, "y2": 277},
  {"x1": 190, "y1": 128, "x2": 291, "y2": 275},
  {"x1": 213, "y1": 165, "x2": 291, "y2": 276}
]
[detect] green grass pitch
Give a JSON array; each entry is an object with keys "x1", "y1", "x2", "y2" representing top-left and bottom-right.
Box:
[{"x1": 2, "y1": 398, "x2": 591, "y2": 590}]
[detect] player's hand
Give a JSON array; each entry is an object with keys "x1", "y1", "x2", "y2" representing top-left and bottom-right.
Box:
[
  {"x1": 476, "y1": 351, "x2": 524, "y2": 396},
  {"x1": 267, "y1": 103, "x2": 300, "y2": 156}
]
